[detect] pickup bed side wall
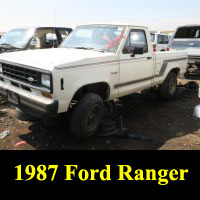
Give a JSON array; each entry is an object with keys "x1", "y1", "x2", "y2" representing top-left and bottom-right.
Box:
[{"x1": 153, "y1": 56, "x2": 188, "y2": 86}]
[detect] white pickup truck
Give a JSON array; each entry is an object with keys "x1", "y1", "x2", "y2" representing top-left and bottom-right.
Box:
[{"x1": 0, "y1": 24, "x2": 188, "y2": 139}]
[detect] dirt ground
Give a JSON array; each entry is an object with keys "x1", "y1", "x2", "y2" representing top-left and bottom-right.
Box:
[{"x1": 1, "y1": 77, "x2": 200, "y2": 150}]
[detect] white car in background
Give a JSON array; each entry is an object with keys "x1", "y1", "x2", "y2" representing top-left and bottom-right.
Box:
[
  {"x1": 151, "y1": 32, "x2": 170, "y2": 52},
  {"x1": 170, "y1": 25, "x2": 200, "y2": 68}
]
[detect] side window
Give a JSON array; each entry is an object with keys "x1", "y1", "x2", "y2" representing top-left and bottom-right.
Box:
[
  {"x1": 124, "y1": 29, "x2": 148, "y2": 53},
  {"x1": 157, "y1": 35, "x2": 163, "y2": 44},
  {"x1": 163, "y1": 35, "x2": 169, "y2": 44},
  {"x1": 46, "y1": 33, "x2": 59, "y2": 47},
  {"x1": 56, "y1": 29, "x2": 72, "y2": 43},
  {"x1": 31, "y1": 28, "x2": 59, "y2": 49}
]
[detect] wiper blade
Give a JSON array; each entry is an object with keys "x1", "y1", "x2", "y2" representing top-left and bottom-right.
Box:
[
  {"x1": 0, "y1": 43, "x2": 12, "y2": 46},
  {"x1": 74, "y1": 47, "x2": 94, "y2": 50},
  {"x1": 0, "y1": 43, "x2": 22, "y2": 49},
  {"x1": 74, "y1": 47, "x2": 106, "y2": 53}
]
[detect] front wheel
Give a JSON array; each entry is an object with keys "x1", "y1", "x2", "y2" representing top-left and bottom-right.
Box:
[
  {"x1": 69, "y1": 93, "x2": 104, "y2": 139},
  {"x1": 158, "y1": 72, "x2": 177, "y2": 100}
]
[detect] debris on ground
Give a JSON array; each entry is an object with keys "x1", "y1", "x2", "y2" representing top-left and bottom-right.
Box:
[
  {"x1": 15, "y1": 141, "x2": 28, "y2": 148},
  {"x1": 178, "y1": 81, "x2": 199, "y2": 92},
  {"x1": 0, "y1": 130, "x2": 10, "y2": 139}
]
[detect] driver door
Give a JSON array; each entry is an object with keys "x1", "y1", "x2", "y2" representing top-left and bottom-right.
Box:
[{"x1": 118, "y1": 28, "x2": 154, "y2": 97}]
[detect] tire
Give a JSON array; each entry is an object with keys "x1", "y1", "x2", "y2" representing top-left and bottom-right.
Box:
[
  {"x1": 70, "y1": 93, "x2": 104, "y2": 139},
  {"x1": 196, "y1": 63, "x2": 200, "y2": 69},
  {"x1": 158, "y1": 72, "x2": 177, "y2": 100},
  {"x1": 16, "y1": 108, "x2": 38, "y2": 122}
]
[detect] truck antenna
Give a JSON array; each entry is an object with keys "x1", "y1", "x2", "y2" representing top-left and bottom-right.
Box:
[{"x1": 53, "y1": 6, "x2": 58, "y2": 48}]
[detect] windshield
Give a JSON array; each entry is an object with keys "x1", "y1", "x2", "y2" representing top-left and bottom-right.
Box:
[
  {"x1": 151, "y1": 33, "x2": 155, "y2": 42},
  {"x1": 61, "y1": 25, "x2": 125, "y2": 53},
  {"x1": 174, "y1": 27, "x2": 200, "y2": 39},
  {"x1": 0, "y1": 28, "x2": 35, "y2": 48}
]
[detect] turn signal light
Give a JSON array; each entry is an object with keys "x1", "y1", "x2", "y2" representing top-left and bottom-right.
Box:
[{"x1": 41, "y1": 91, "x2": 52, "y2": 99}]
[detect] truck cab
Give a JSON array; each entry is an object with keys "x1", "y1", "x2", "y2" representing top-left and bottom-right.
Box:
[{"x1": 0, "y1": 27, "x2": 72, "y2": 53}]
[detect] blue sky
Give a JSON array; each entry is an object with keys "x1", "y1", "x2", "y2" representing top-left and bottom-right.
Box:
[{"x1": 0, "y1": 0, "x2": 199, "y2": 32}]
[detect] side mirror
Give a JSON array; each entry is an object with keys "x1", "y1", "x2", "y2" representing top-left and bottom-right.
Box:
[
  {"x1": 122, "y1": 47, "x2": 144, "y2": 57},
  {"x1": 134, "y1": 47, "x2": 144, "y2": 55}
]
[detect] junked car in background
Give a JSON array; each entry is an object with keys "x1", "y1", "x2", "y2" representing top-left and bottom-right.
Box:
[
  {"x1": 150, "y1": 32, "x2": 170, "y2": 52},
  {"x1": 170, "y1": 25, "x2": 200, "y2": 69},
  {"x1": 0, "y1": 27, "x2": 72, "y2": 53}
]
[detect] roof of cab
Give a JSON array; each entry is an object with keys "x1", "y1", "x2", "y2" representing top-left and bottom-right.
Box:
[
  {"x1": 8, "y1": 27, "x2": 73, "y2": 31},
  {"x1": 77, "y1": 23, "x2": 148, "y2": 29},
  {"x1": 177, "y1": 24, "x2": 200, "y2": 28}
]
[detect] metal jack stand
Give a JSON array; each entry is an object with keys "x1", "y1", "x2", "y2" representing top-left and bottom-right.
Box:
[{"x1": 97, "y1": 101, "x2": 152, "y2": 141}]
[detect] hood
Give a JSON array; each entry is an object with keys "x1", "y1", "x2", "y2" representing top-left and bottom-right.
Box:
[{"x1": 0, "y1": 48, "x2": 117, "y2": 71}]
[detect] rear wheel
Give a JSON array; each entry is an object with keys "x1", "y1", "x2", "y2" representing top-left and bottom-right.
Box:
[
  {"x1": 158, "y1": 72, "x2": 177, "y2": 100},
  {"x1": 69, "y1": 93, "x2": 104, "y2": 139}
]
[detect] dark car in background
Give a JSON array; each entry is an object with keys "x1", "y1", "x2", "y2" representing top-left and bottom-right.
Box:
[{"x1": 0, "y1": 27, "x2": 72, "y2": 53}]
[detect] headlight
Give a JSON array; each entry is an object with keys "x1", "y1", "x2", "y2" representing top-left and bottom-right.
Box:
[
  {"x1": 0, "y1": 63, "x2": 2, "y2": 74},
  {"x1": 41, "y1": 74, "x2": 51, "y2": 88}
]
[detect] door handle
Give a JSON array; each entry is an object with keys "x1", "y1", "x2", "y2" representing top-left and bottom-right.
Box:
[{"x1": 147, "y1": 57, "x2": 152, "y2": 60}]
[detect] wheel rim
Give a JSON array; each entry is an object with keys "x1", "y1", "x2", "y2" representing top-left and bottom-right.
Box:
[
  {"x1": 169, "y1": 77, "x2": 177, "y2": 95},
  {"x1": 86, "y1": 105, "x2": 101, "y2": 132}
]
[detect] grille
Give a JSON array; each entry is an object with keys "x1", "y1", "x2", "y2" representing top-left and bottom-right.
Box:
[{"x1": 1, "y1": 63, "x2": 41, "y2": 86}]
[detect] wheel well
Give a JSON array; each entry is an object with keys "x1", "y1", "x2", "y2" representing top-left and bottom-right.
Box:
[
  {"x1": 72, "y1": 82, "x2": 110, "y2": 101},
  {"x1": 171, "y1": 68, "x2": 180, "y2": 76}
]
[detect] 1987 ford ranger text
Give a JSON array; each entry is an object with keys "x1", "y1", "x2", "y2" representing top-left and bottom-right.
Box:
[{"x1": 0, "y1": 24, "x2": 188, "y2": 138}]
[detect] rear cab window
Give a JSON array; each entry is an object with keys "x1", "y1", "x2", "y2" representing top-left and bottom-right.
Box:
[
  {"x1": 175, "y1": 27, "x2": 200, "y2": 39},
  {"x1": 157, "y1": 35, "x2": 163, "y2": 44},
  {"x1": 157, "y1": 34, "x2": 169, "y2": 44}
]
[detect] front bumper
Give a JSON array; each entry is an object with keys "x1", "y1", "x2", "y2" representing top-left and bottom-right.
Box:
[{"x1": 0, "y1": 80, "x2": 58, "y2": 118}]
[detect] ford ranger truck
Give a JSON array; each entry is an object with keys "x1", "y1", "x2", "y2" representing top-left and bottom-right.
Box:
[{"x1": 0, "y1": 24, "x2": 188, "y2": 139}]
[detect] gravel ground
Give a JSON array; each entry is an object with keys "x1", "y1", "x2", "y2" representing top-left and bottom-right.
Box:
[{"x1": 1, "y1": 78, "x2": 200, "y2": 150}]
